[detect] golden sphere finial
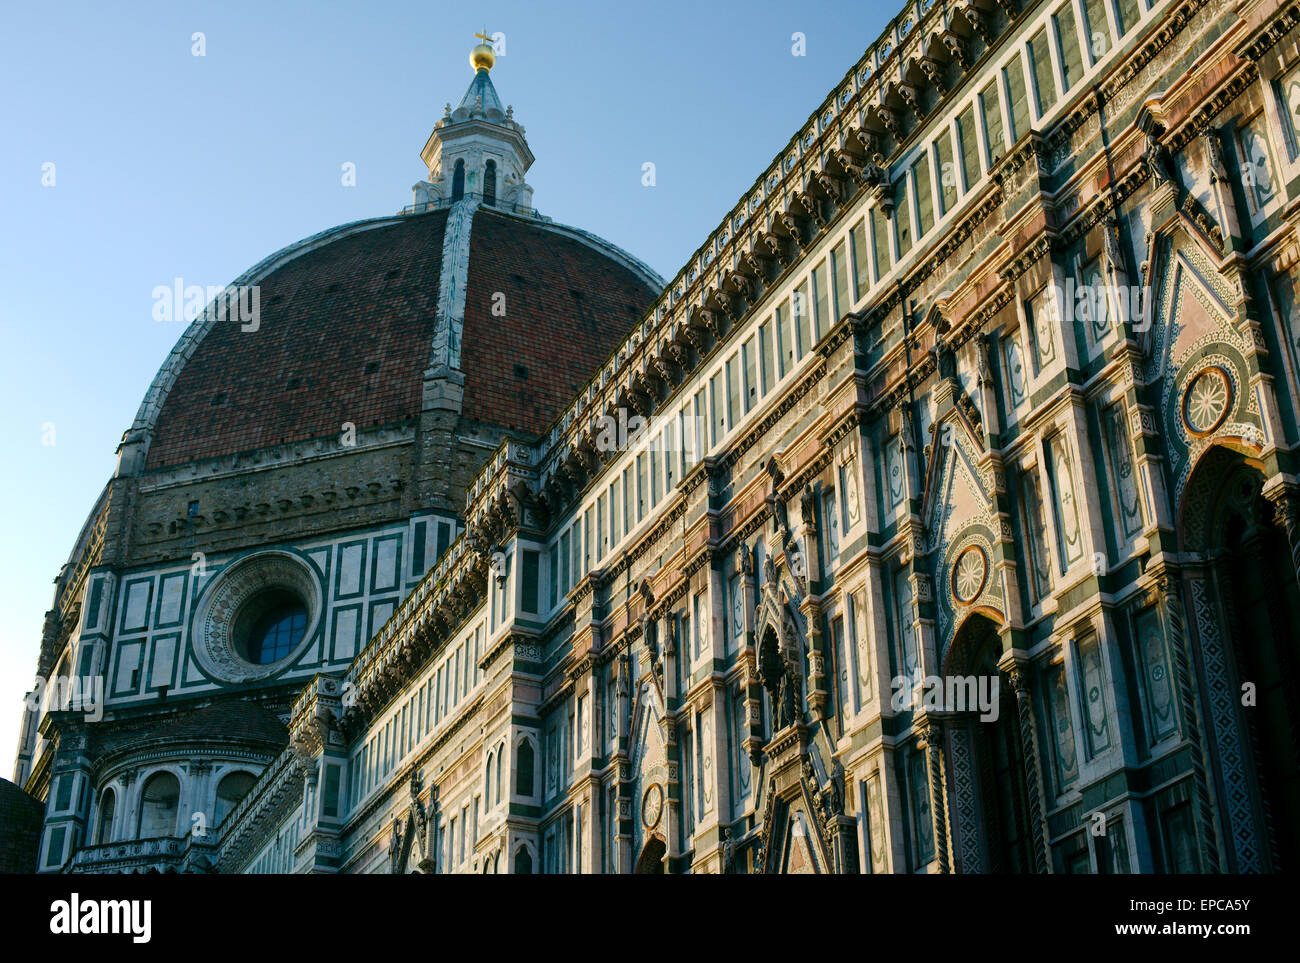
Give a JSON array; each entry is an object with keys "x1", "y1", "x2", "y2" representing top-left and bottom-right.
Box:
[{"x1": 470, "y1": 29, "x2": 495, "y2": 71}]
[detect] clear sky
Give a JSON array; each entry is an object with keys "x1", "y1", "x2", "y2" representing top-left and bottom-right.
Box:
[{"x1": 0, "y1": 0, "x2": 890, "y2": 775}]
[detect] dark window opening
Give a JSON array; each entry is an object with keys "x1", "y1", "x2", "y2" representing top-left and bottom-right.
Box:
[
  {"x1": 234, "y1": 588, "x2": 308, "y2": 665},
  {"x1": 452, "y1": 159, "x2": 465, "y2": 201},
  {"x1": 484, "y1": 159, "x2": 497, "y2": 206},
  {"x1": 516, "y1": 740, "x2": 535, "y2": 796}
]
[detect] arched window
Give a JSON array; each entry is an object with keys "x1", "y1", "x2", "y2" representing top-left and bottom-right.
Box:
[
  {"x1": 214, "y1": 771, "x2": 257, "y2": 827},
  {"x1": 96, "y1": 788, "x2": 116, "y2": 845},
  {"x1": 495, "y1": 749, "x2": 503, "y2": 807},
  {"x1": 515, "y1": 739, "x2": 535, "y2": 796},
  {"x1": 138, "y1": 771, "x2": 180, "y2": 839},
  {"x1": 514, "y1": 845, "x2": 533, "y2": 874},
  {"x1": 452, "y1": 160, "x2": 465, "y2": 201},
  {"x1": 484, "y1": 160, "x2": 497, "y2": 206},
  {"x1": 484, "y1": 751, "x2": 495, "y2": 808}
]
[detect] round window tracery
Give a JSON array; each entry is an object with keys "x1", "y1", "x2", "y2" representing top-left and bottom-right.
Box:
[
  {"x1": 952, "y1": 545, "x2": 988, "y2": 605},
  {"x1": 642, "y1": 783, "x2": 664, "y2": 830},
  {"x1": 235, "y1": 589, "x2": 308, "y2": 664},
  {"x1": 1182, "y1": 366, "x2": 1233, "y2": 436},
  {"x1": 192, "y1": 550, "x2": 321, "y2": 683}
]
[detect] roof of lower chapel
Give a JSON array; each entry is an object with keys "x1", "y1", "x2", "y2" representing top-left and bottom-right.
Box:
[{"x1": 142, "y1": 207, "x2": 660, "y2": 471}]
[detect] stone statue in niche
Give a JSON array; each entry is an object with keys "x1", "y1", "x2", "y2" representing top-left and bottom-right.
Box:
[
  {"x1": 1103, "y1": 219, "x2": 1125, "y2": 277},
  {"x1": 758, "y1": 624, "x2": 800, "y2": 732},
  {"x1": 1144, "y1": 131, "x2": 1175, "y2": 189},
  {"x1": 388, "y1": 815, "x2": 404, "y2": 874},
  {"x1": 899, "y1": 403, "x2": 916, "y2": 452},
  {"x1": 764, "y1": 457, "x2": 789, "y2": 535},
  {"x1": 722, "y1": 827, "x2": 737, "y2": 875},
  {"x1": 824, "y1": 759, "x2": 846, "y2": 817},
  {"x1": 800, "y1": 485, "x2": 817, "y2": 529},
  {"x1": 616, "y1": 652, "x2": 630, "y2": 697},
  {"x1": 935, "y1": 341, "x2": 958, "y2": 384},
  {"x1": 409, "y1": 770, "x2": 435, "y2": 873},
  {"x1": 777, "y1": 667, "x2": 798, "y2": 730},
  {"x1": 644, "y1": 616, "x2": 661, "y2": 675}
]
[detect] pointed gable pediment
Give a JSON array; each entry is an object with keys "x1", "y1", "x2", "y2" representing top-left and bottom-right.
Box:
[{"x1": 920, "y1": 411, "x2": 992, "y2": 554}]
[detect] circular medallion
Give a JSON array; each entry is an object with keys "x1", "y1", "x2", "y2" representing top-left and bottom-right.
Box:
[
  {"x1": 641, "y1": 783, "x2": 664, "y2": 831},
  {"x1": 1182, "y1": 366, "x2": 1233, "y2": 436},
  {"x1": 951, "y1": 546, "x2": 988, "y2": 605}
]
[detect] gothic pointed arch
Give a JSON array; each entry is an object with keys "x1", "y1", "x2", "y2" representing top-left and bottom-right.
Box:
[
  {"x1": 754, "y1": 581, "x2": 803, "y2": 732},
  {"x1": 1144, "y1": 217, "x2": 1269, "y2": 518},
  {"x1": 627, "y1": 672, "x2": 669, "y2": 866},
  {"x1": 917, "y1": 403, "x2": 1002, "y2": 662},
  {"x1": 751, "y1": 752, "x2": 849, "y2": 874},
  {"x1": 941, "y1": 612, "x2": 1034, "y2": 873},
  {"x1": 1175, "y1": 442, "x2": 1300, "y2": 871}
]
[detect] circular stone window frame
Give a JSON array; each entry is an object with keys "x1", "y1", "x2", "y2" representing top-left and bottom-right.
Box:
[
  {"x1": 191, "y1": 550, "x2": 323, "y2": 684},
  {"x1": 951, "y1": 545, "x2": 989, "y2": 606},
  {"x1": 641, "y1": 783, "x2": 664, "y2": 831},
  {"x1": 1181, "y1": 365, "x2": 1234, "y2": 437}
]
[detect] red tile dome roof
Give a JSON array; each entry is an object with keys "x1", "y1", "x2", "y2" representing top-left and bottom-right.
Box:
[{"x1": 142, "y1": 207, "x2": 659, "y2": 471}]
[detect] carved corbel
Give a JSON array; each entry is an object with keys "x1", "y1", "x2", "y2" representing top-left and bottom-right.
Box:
[
  {"x1": 795, "y1": 190, "x2": 827, "y2": 228},
  {"x1": 814, "y1": 169, "x2": 843, "y2": 204},
  {"x1": 941, "y1": 31, "x2": 971, "y2": 70},
  {"x1": 871, "y1": 103, "x2": 901, "y2": 138},
  {"x1": 741, "y1": 247, "x2": 770, "y2": 281},
  {"x1": 834, "y1": 148, "x2": 868, "y2": 185},
  {"x1": 894, "y1": 82, "x2": 924, "y2": 123},
  {"x1": 917, "y1": 57, "x2": 948, "y2": 96},
  {"x1": 963, "y1": 6, "x2": 995, "y2": 46},
  {"x1": 760, "y1": 230, "x2": 791, "y2": 267},
  {"x1": 853, "y1": 128, "x2": 885, "y2": 166},
  {"x1": 705, "y1": 285, "x2": 738, "y2": 323},
  {"x1": 779, "y1": 212, "x2": 809, "y2": 251},
  {"x1": 870, "y1": 177, "x2": 896, "y2": 218}
]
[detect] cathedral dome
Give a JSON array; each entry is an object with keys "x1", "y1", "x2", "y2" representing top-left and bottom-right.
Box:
[
  {"x1": 136, "y1": 204, "x2": 659, "y2": 472},
  {"x1": 128, "y1": 45, "x2": 662, "y2": 475}
]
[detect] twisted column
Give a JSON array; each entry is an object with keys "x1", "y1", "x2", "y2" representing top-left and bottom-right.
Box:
[
  {"x1": 1265, "y1": 488, "x2": 1300, "y2": 594},
  {"x1": 1159, "y1": 573, "x2": 1221, "y2": 872},
  {"x1": 1006, "y1": 667, "x2": 1050, "y2": 874},
  {"x1": 918, "y1": 721, "x2": 951, "y2": 874}
]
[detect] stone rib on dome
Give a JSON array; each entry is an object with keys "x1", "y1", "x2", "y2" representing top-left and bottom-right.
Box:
[{"x1": 140, "y1": 206, "x2": 660, "y2": 471}]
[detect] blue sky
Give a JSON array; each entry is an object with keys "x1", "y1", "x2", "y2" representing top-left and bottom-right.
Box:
[{"x1": 0, "y1": 0, "x2": 889, "y2": 772}]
